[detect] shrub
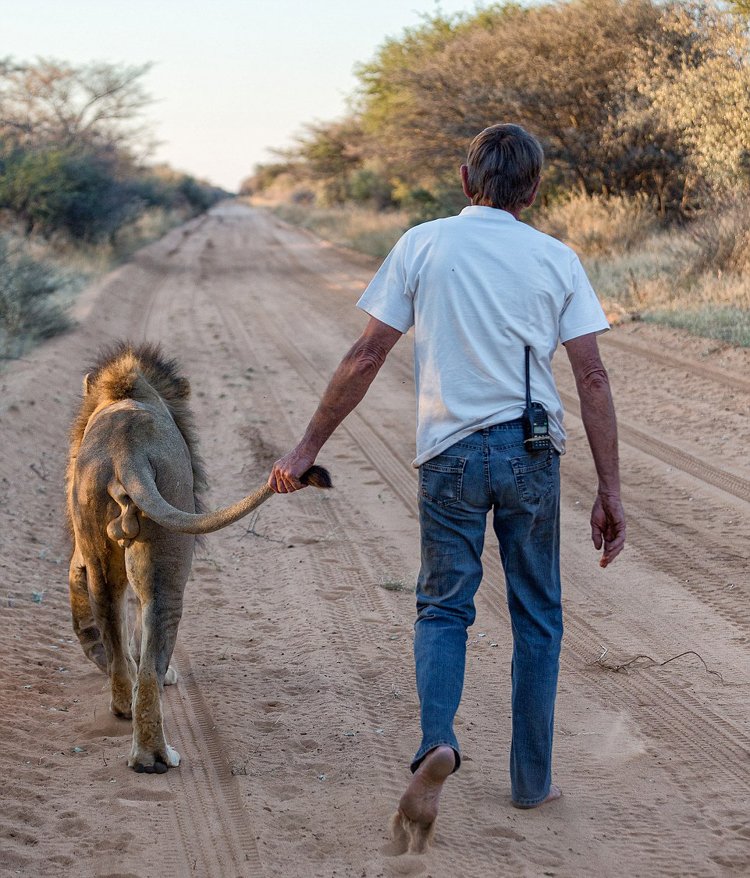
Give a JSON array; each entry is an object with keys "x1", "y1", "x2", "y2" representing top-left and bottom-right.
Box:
[
  {"x1": 399, "y1": 183, "x2": 466, "y2": 225},
  {"x1": 533, "y1": 193, "x2": 658, "y2": 257},
  {"x1": 0, "y1": 146, "x2": 140, "y2": 241},
  {"x1": 0, "y1": 236, "x2": 72, "y2": 356},
  {"x1": 347, "y1": 169, "x2": 395, "y2": 210},
  {"x1": 682, "y1": 201, "x2": 750, "y2": 276}
]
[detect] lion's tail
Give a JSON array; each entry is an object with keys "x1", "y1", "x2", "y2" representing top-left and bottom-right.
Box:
[{"x1": 112, "y1": 466, "x2": 331, "y2": 537}]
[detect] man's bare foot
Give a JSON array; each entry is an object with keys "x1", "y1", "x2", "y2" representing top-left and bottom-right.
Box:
[
  {"x1": 389, "y1": 746, "x2": 455, "y2": 854},
  {"x1": 512, "y1": 783, "x2": 562, "y2": 810}
]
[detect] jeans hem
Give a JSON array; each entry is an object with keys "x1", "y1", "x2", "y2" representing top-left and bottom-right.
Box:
[
  {"x1": 410, "y1": 742, "x2": 461, "y2": 775},
  {"x1": 511, "y1": 787, "x2": 552, "y2": 807}
]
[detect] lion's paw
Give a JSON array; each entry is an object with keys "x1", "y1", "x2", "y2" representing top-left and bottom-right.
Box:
[
  {"x1": 131, "y1": 758, "x2": 169, "y2": 774},
  {"x1": 164, "y1": 665, "x2": 178, "y2": 685},
  {"x1": 128, "y1": 743, "x2": 181, "y2": 774},
  {"x1": 165, "y1": 744, "x2": 180, "y2": 767},
  {"x1": 110, "y1": 693, "x2": 133, "y2": 719}
]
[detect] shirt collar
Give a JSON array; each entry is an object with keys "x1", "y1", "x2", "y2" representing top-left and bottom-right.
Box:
[{"x1": 459, "y1": 205, "x2": 517, "y2": 222}]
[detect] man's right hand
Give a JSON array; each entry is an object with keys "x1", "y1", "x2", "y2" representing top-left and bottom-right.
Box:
[
  {"x1": 591, "y1": 492, "x2": 626, "y2": 568},
  {"x1": 268, "y1": 445, "x2": 317, "y2": 494}
]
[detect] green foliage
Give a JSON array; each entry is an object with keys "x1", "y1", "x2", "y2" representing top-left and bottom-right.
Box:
[
  {"x1": 239, "y1": 162, "x2": 290, "y2": 196},
  {"x1": 354, "y1": 0, "x2": 675, "y2": 202},
  {"x1": 399, "y1": 183, "x2": 467, "y2": 225},
  {"x1": 0, "y1": 145, "x2": 140, "y2": 240},
  {"x1": 0, "y1": 236, "x2": 72, "y2": 356},
  {"x1": 0, "y1": 59, "x2": 227, "y2": 245},
  {"x1": 618, "y1": 2, "x2": 750, "y2": 207},
  {"x1": 175, "y1": 175, "x2": 226, "y2": 215},
  {"x1": 265, "y1": 1, "x2": 750, "y2": 222},
  {"x1": 281, "y1": 119, "x2": 363, "y2": 205},
  {"x1": 0, "y1": 57, "x2": 229, "y2": 356},
  {"x1": 347, "y1": 169, "x2": 395, "y2": 209}
]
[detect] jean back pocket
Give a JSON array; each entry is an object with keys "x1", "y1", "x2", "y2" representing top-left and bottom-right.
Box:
[
  {"x1": 510, "y1": 451, "x2": 557, "y2": 503},
  {"x1": 419, "y1": 455, "x2": 466, "y2": 507}
]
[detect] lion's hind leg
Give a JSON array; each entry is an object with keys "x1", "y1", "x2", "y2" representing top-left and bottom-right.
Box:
[
  {"x1": 86, "y1": 561, "x2": 136, "y2": 718},
  {"x1": 127, "y1": 568, "x2": 185, "y2": 773},
  {"x1": 127, "y1": 599, "x2": 177, "y2": 686},
  {"x1": 68, "y1": 553, "x2": 107, "y2": 673}
]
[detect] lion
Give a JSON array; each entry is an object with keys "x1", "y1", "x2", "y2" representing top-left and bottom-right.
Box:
[{"x1": 66, "y1": 341, "x2": 330, "y2": 773}]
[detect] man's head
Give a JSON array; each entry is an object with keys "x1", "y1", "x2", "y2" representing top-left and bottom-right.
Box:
[{"x1": 461, "y1": 123, "x2": 543, "y2": 215}]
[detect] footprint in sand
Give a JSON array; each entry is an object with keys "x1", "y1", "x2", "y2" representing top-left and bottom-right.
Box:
[
  {"x1": 378, "y1": 852, "x2": 426, "y2": 876},
  {"x1": 481, "y1": 826, "x2": 526, "y2": 841},
  {"x1": 116, "y1": 787, "x2": 175, "y2": 804}
]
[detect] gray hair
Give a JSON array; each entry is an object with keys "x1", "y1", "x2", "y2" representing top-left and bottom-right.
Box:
[{"x1": 466, "y1": 124, "x2": 544, "y2": 211}]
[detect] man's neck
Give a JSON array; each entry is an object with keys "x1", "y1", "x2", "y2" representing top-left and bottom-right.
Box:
[{"x1": 471, "y1": 199, "x2": 521, "y2": 220}]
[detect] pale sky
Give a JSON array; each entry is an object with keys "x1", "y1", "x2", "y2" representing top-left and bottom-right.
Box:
[{"x1": 3, "y1": 0, "x2": 484, "y2": 191}]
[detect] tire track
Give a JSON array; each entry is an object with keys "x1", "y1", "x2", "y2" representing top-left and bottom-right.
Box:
[
  {"x1": 559, "y1": 388, "x2": 750, "y2": 505},
  {"x1": 137, "y1": 212, "x2": 266, "y2": 878},
  {"x1": 191, "y1": 266, "x2": 408, "y2": 801},
  {"x1": 562, "y1": 447, "x2": 750, "y2": 633},
  {"x1": 239, "y1": 277, "x2": 750, "y2": 636},
  {"x1": 600, "y1": 331, "x2": 750, "y2": 395},
  {"x1": 138, "y1": 216, "x2": 210, "y2": 342},
  {"x1": 164, "y1": 645, "x2": 265, "y2": 878}
]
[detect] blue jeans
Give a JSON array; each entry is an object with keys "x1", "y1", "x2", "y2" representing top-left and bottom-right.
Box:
[{"x1": 412, "y1": 420, "x2": 562, "y2": 806}]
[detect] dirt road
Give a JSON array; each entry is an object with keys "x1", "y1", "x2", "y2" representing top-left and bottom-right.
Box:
[{"x1": 1, "y1": 202, "x2": 748, "y2": 878}]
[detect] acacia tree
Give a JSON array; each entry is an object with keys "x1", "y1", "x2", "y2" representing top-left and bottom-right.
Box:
[
  {"x1": 0, "y1": 58, "x2": 153, "y2": 156},
  {"x1": 259, "y1": 0, "x2": 750, "y2": 219},
  {"x1": 355, "y1": 1, "x2": 669, "y2": 195},
  {"x1": 0, "y1": 59, "x2": 158, "y2": 239},
  {"x1": 277, "y1": 118, "x2": 364, "y2": 205},
  {"x1": 620, "y1": 1, "x2": 750, "y2": 209},
  {"x1": 351, "y1": 0, "x2": 750, "y2": 216}
]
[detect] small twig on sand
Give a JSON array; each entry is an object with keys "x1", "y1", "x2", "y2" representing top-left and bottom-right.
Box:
[
  {"x1": 659, "y1": 650, "x2": 724, "y2": 683},
  {"x1": 236, "y1": 511, "x2": 285, "y2": 544},
  {"x1": 590, "y1": 648, "x2": 724, "y2": 683},
  {"x1": 30, "y1": 460, "x2": 48, "y2": 481}
]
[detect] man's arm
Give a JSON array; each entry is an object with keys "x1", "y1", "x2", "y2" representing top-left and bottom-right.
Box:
[
  {"x1": 564, "y1": 333, "x2": 626, "y2": 567},
  {"x1": 268, "y1": 317, "x2": 403, "y2": 493}
]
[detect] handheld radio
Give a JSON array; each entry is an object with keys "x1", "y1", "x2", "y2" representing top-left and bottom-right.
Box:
[{"x1": 522, "y1": 345, "x2": 552, "y2": 452}]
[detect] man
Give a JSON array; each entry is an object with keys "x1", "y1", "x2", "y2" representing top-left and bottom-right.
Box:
[{"x1": 269, "y1": 123, "x2": 625, "y2": 851}]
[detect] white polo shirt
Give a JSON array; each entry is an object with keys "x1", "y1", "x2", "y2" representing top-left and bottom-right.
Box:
[{"x1": 356, "y1": 205, "x2": 609, "y2": 466}]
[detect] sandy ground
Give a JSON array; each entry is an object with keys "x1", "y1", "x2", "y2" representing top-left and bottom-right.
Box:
[{"x1": 1, "y1": 202, "x2": 749, "y2": 878}]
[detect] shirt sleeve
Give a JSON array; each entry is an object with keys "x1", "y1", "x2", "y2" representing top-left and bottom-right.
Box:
[
  {"x1": 558, "y1": 254, "x2": 610, "y2": 343},
  {"x1": 356, "y1": 232, "x2": 415, "y2": 333}
]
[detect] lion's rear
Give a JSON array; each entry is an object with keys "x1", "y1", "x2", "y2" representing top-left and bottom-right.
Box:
[{"x1": 67, "y1": 341, "x2": 206, "y2": 520}]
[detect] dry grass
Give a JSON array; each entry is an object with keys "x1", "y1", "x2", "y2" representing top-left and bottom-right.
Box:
[
  {"x1": 534, "y1": 192, "x2": 658, "y2": 257},
  {"x1": 0, "y1": 235, "x2": 75, "y2": 358},
  {"x1": 253, "y1": 196, "x2": 750, "y2": 348},
  {"x1": 679, "y1": 202, "x2": 750, "y2": 276},
  {"x1": 0, "y1": 206, "x2": 196, "y2": 361},
  {"x1": 269, "y1": 203, "x2": 409, "y2": 259}
]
